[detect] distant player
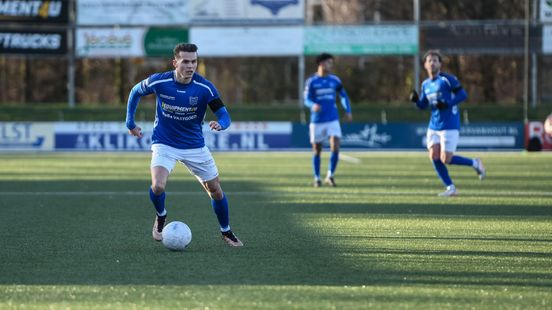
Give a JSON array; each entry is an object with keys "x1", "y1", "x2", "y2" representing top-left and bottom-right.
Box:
[
  {"x1": 409, "y1": 50, "x2": 486, "y2": 197},
  {"x1": 125, "y1": 43, "x2": 243, "y2": 246},
  {"x1": 304, "y1": 53, "x2": 352, "y2": 187}
]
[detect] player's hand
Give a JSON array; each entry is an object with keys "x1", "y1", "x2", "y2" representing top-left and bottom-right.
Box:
[
  {"x1": 409, "y1": 90, "x2": 419, "y2": 103},
  {"x1": 435, "y1": 100, "x2": 448, "y2": 110},
  {"x1": 344, "y1": 113, "x2": 353, "y2": 122},
  {"x1": 128, "y1": 126, "x2": 143, "y2": 138},
  {"x1": 312, "y1": 103, "x2": 321, "y2": 112},
  {"x1": 209, "y1": 121, "x2": 222, "y2": 131}
]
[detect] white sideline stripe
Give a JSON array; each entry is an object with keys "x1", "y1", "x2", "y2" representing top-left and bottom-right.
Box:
[
  {"x1": 340, "y1": 153, "x2": 361, "y2": 164},
  {"x1": 1, "y1": 191, "x2": 551, "y2": 197}
]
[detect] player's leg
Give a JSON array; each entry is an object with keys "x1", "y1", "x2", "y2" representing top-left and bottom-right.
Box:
[
  {"x1": 309, "y1": 122, "x2": 323, "y2": 187},
  {"x1": 325, "y1": 120, "x2": 343, "y2": 187},
  {"x1": 325, "y1": 135, "x2": 340, "y2": 187},
  {"x1": 149, "y1": 144, "x2": 177, "y2": 241},
  {"x1": 427, "y1": 130, "x2": 455, "y2": 196},
  {"x1": 443, "y1": 130, "x2": 486, "y2": 179},
  {"x1": 312, "y1": 142, "x2": 322, "y2": 187},
  {"x1": 203, "y1": 177, "x2": 243, "y2": 247},
  {"x1": 183, "y1": 146, "x2": 243, "y2": 247}
]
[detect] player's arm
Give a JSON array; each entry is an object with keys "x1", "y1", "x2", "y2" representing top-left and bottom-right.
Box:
[
  {"x1": 303, "y1": 78, "x2": 320, "y2": 112},
  {"x1": 448, "y1": 85, "x2": 468, "y2": 106},
  {"x1": 436, "y1": 75, "x2": 468, "y2": 109},
  {"x1": 208, "y1": 98, "x2": 231, "y2": 131},
  {"x1": 409, "y1": 87, "x2": 429, "y2": 110},
  {"x1": 338, "y1": 86, "x2": 352, "y2": 121},
  {"x1": 126, "y1": 79, "x2": 153, "y2": 137}
]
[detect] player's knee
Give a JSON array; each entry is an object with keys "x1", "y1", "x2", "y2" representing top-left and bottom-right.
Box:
[
  {"x1": 208, "y1": 187, "x2": 223, "y2": 200},
  {"x1": 151, "y1": 183, "x2": 165, "y2": 195}
]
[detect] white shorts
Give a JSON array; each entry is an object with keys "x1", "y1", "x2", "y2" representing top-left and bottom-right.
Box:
[
  {"x1": 309, "y1": 120, "x2": 342, "y2": 144},
  {"x1": 426, "y1": 129, "x2": 460, "y2": 152},
  {"x1": 151, "y1": 144, "x2": 219, "y2": 183}
]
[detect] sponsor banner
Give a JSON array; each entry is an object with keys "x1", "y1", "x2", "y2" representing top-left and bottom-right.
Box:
[
  {"x1": 304, "y1": 25, "x2": 418, "y2": 55},
  {"x1": 0, "y1": 29, "x2": 66, "y2": 54},
  {"x1": 544, "y1": 25, "x2": 552, "y2": 54},
  {"x1": 292, "y1": 123, "x2": 524, "y2": 149},
  {"x1": 53, "y1": 122, "x2": 292, "y2": 151},
  {"x1": 0, "y1": 122, "x2": 523, "y2": 152},
  {"x1": 75, "y1": 28, "x2": 145, "y2": 58},
  {"x1": 191, "y1": 0, "x2": 303, "y2": 24},
  {"x1": 191, "y1": 26, "x2": 302, "y2": 56},
  {"x1": 76, "y1": 27, "x2": 189, "y2": 58},
  {"x1": 55, "y1": 122, "x2": 154, "y2": 151},
  {"x1": 0, "y1": 0, "x2": 68, "y2": 23},
  {"x1": 541, "y1": 0, "x2": 552, "y2": 21},
  {"x1": 423, "y1": 23, "x2": 541, "y2": 54},
  {"x1": 144, "y1": 27, "x2": 189, "y2": 57},
  {"x1": 0, "y1": 122, "x2": 54, "y2": 151},
  {"x1": 76, "y1": 0, "x2": 190, "y2": 26}
]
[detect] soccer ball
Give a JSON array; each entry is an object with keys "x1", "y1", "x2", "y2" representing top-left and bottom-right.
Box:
[
  {"x1": 544, "y1": 114, "x2": 552, "y2": 137},
  {"x1": 162, "y1": 221, "x2": 192, "y2": 251}
]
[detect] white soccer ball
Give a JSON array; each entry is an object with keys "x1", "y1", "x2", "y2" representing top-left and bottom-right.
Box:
[
  {"x1": 544, "y1": 114, "x2": 552, "y2": 137},
  {"x1": 162, "y1": 221, "x2": 192, "y2": 251}
]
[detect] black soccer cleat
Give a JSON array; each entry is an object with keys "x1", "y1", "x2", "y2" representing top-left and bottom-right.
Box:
[
  {"x1": 152, "y1": 214, "x2": 167, "y2": 241},
  {"x1": 314, "y1": 179, "x2": 322, "y2": 188},
  {"x1": 325, "y1": 176, "x2": 337, "y2": 187},
  {"x1": 221, "y1": 230, "x2": 244, "y2": 247}
]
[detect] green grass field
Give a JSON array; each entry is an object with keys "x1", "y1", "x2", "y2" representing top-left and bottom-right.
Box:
[{"x1": 0, "y1": 151, "x2": 551, "y2": 309}]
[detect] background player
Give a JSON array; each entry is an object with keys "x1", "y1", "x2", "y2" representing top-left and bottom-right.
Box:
[
  {"x1": 126, "y1": 43, "x2": 243, "y2": 246},
  {"x1": 409, "y1": 50, "x2": 486, "y2": 197},
  {"x1": 304, "y1": 53, "x2": 352, "y2": 187}
]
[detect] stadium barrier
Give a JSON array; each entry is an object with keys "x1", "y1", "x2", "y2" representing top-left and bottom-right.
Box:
[{"x1": 0, "y1": 121, "x2": 524, "y2": 152}]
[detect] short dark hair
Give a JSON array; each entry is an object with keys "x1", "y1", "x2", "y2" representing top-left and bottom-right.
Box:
[
  {"x1": 423, "y1": 50, "x2": 442, "y2": 63},
  {"x1": 316, "y1": 53, "x2": 334, "y2": 65},
  {"x1": 173, "y1": 43, "x2": 198, "y2": 58}
]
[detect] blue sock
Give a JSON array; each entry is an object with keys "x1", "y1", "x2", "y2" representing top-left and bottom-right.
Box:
[
  {"x1": 212, "y1": 193, "x2": 230, "y2": 232},
  {"x1": 149, "y1": 187, "x2": 166, "y2": 216},
  {"x1": 432, "y1": 159, "x2": 453, "y2": 187},
  {"x1": 450, "y1": 155, "x2": 474, "y2": 167},
  {"x1": 329, "y1": 151, "x2": 339, "y2": 176},
  {"x1": 313, "y1": 154, "x2": 321, "y2": 179}
]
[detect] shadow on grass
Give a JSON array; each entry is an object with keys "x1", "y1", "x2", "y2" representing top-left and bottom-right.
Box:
[{"x1": 0, "y1": 179, "x2": 551, "y2": 288}]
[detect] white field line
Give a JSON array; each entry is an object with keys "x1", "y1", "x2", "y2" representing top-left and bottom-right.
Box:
[
  {"x1": 1, "y1": 191, "x2": 551, "y2": 197},
  {"x1": 340, "y1": 153, "x2": 362, "y2": 164}
]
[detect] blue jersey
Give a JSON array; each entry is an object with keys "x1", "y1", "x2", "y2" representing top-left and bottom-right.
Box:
[
  {"x1": 127, "y1": 71, "x2": 221, "y2": 149},
  {"x1": 304, "y1": 74, "x2": 351, "y2": 123},
  {"x1": 416, "y1": 72, "x2": 468, "y2": 130}
]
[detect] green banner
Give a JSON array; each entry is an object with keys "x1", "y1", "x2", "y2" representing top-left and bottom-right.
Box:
[
  {"x1": 144, "y1": 28, "x2": 189, "y2": 57},
  {"x1": 304, "y1": 25, "x2": 418, "y2": 55}
]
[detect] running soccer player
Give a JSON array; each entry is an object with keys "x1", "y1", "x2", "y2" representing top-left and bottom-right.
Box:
[
  {"x1": 409, "y1": 50, "x2": 486, "y2": 197},
  {"x1": 125, "y1": 43, "x2": 243, "y2": 246},
  {"x1": 304, "y1": 53, "x2": 352, "y2": 187}
]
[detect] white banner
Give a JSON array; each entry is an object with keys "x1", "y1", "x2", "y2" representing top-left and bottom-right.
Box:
[
  {"x1": 76, "y1": 28, "x2": 145, "y2": 58},
  {"x1": 77, "y1": 0, "x2": 190, "y2": 25},
  {"x1": 191, "y1": 0, "x2": 303, "y2": 24},
  {"x1": 191, "y1": 26, "x2": 302, "y2": 56},
  {"x1": 0, "y1": 122, "x2": 54, "y2": 151},
  {"x1": 541, "y1": 0, "x2": 552, "y2": 21},
  {"x1": 544, "y1": 25, "x2": 552, "y2": 54}
]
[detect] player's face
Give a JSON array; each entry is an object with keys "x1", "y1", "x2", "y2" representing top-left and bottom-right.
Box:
[
  {"x1": 173, "y1": 51, "x2": 198, "y2": 81},
  {"x1": 319, "y1": 58, "x2": 334, "y2": 73},
  {"x1": 424, "y1": 55, "x2": 441, "y2": 75}
]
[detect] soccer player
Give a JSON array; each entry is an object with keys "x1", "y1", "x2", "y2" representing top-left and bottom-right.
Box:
[
  {"x1": 304, "y1": 53, "x2": 352, "y2": 187},
  {"x1": 125, "y1": 43, "x2": 243, "y2": 246},
  {"x1": 409, "y1": 50, "x2": 486, "y2": 197}
]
